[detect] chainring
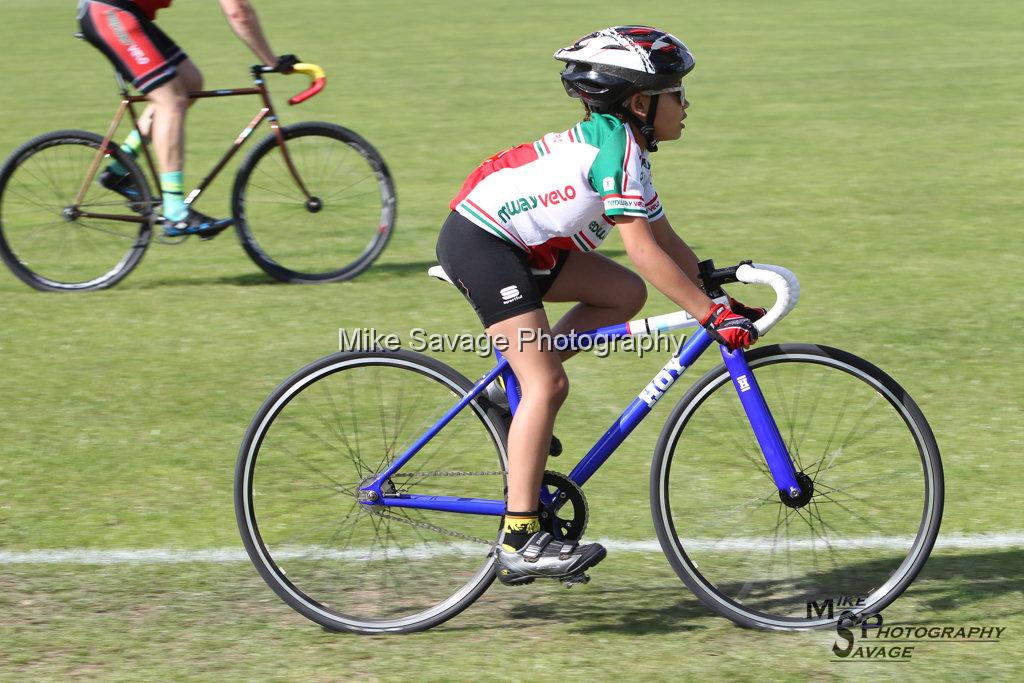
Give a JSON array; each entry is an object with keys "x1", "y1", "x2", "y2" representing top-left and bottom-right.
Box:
[{"x1": 538, "y1": 470, "x2": 588, "y2": 541}]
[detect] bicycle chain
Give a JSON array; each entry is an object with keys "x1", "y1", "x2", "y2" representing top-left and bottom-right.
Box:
[
  {"x1": 389, "y1": 470, "x2": 505, "y2": 479},
  {"x1": 368, "y1": 507, "x2": 495, "y2": 546},
  {"x1": 369, "y1": 470, "x2": 506, "y2": 546}
]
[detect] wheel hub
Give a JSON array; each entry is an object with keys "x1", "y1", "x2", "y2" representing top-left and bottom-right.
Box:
[
  {"x1": 779, "y1": 471, "x2": 815, "y2": 508},
  {"x1": 357, "y1": 475, "x2": 395, "y2": 503},
  {"x1": 538, "y1": 471, "x2": 588, "y2": 541},
  {"x1": 305, "y1": 196, "x2": 323, "y2": 213},
  {"x1": 62, "y1": 206, "x2": 81, "y2": 222}
]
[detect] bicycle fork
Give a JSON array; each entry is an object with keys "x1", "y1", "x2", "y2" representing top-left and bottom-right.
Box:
[{"x1": 719, "y1": 346, "x2": 804, "y2": 502}]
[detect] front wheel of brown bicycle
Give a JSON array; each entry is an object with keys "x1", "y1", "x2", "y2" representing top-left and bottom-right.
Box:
[{"x1": 232, "y1": 121, "x2": 396, "y2": 283}]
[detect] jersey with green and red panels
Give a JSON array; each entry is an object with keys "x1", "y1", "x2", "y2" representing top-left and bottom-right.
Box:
[{"x1": 450, "y1": 113, "x2": 664, "y2": 270}]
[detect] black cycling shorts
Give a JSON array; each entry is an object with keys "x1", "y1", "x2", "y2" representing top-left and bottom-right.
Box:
[
  {"x1": 77, "y1": 0, "x2": 187, "y2": 94},
  {"x1": 436, "y1": 211, "x2": 570, "y2": 328}
]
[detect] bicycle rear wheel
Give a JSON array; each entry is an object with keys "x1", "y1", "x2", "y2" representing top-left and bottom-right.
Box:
[
  {"x1": 0, "y1": 130, "x2": 152, "y2": 291},
  {"x1": 235, "y1": 349, "x2": 508, "y2": 634},
  {"x1": 232, "y1": 122, "x2": 396, "y2": 283},
  {"x1": 650, "y1": 343, "x2": 943, "y2": 630}
]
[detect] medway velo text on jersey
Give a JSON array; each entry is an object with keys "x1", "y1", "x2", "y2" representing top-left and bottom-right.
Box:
[{"x1": 450, "y1": 113, "x2": 664, "y2": 271}]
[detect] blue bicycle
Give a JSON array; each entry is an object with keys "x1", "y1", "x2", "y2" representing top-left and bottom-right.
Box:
[{"x1": 235, "y1": 260, "x2": 943, "y2": 634}]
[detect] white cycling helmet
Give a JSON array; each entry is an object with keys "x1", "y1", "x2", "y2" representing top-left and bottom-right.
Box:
[{"x1": 555, "y1": 26, "x2": 694, "y2": 150}]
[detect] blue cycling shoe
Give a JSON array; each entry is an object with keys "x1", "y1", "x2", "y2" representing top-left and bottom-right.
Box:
[
  {"x1": 163, "y1": 209, "x2": 233, "y2": 240},
  {"x1": 97, "y1": 168, "x2": 141, "y2": 200}
]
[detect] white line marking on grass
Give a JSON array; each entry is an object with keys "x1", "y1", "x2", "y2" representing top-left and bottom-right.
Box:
[
  {"x1": 1, "y1": 533, "x2": 1022, "y2": 565},
  {"x1": 600, "y1": 533, "x2": 1024, "y2": 552}
]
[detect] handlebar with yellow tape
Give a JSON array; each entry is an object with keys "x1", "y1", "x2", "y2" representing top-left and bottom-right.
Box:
[{"x1": 288, "y1": 63, "x2": 326, "y2": 105}]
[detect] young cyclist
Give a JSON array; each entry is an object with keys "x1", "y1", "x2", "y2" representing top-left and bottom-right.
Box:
[
  {"x1": 435, "y1": 26, "x2": 763, "y2": 585},
  {"x1": 76, "y1": 0, "x2": 300, "y2": 238}
]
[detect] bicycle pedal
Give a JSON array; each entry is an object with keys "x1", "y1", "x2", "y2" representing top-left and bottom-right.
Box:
[{"x1": 561, "y1": 572, "x2": 590, "y2": 588}]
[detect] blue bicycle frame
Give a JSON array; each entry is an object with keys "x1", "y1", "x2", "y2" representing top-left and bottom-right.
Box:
[{"x1": 357, "y1": 316, "x2": 803, "y2": 514}]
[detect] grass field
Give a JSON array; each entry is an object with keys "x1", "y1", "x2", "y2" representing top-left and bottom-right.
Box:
[{"x1": 1, "y1": 0, "x2": 1022, "y2": 680}]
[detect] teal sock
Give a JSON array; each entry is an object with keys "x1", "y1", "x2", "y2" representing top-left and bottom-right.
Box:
[
  {"x1": 107, "y1": 130, "x2": 143, "y2": 177},
  {"x1": 160, "y1": 171, "x2": 187, "y2": 222}
]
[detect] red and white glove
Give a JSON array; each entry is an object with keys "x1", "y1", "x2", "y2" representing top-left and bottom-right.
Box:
[
  {"x1": 700, "y1": 303, "x2": 759, "y2": 351},
  {"x1": 727, "y1": 295, "x2": 767, "y2": 322}
]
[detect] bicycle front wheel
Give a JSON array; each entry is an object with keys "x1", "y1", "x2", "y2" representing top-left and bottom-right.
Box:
[
  {"x1": 650, "y1": 343, "x2": 943, "y2": 630},
  {"x1": 235, "y1": 349, "x2": 508, "y2": 634},
  {"x1": 0, "y1": 130, "x2": 152, "y2": 291},
  {"x1": 232, "y1": 122, "x2": 396, "y2": 283}
]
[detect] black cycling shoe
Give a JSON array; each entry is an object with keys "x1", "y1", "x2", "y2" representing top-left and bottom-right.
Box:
[
  {"x1": 97, "y1": 168, "x2": 141, "y2": 200},
  {"x1": 163, "y1": 208, "x2": 233, "y2": 240},
  {"x1": 496, "y1": 532, "x2": 606, "y2": 586}
]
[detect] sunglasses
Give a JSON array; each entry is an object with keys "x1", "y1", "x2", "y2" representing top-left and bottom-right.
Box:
[{"x1": 641, "y1": 84, "x2": 686, "y2": 102}]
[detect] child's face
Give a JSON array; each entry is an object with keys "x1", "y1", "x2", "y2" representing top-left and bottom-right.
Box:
[{"x1": 652, "y1": 88, "x2": 688, "y2": 143}]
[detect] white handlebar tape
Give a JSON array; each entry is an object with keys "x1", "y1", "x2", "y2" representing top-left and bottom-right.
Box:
[{"x1": 736, "y1": 263, "x2": 801, "y2": 336}]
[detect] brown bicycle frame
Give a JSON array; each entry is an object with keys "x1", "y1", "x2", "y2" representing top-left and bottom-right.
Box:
[{"x1": 73, "y1": 69, "x2": 312, "y2": 224}]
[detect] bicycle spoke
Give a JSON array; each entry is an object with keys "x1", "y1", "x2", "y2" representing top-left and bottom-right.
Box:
[
  {"x1": 811, "y1": 491, "x2": 889, "y2": 535},
  {"x1": 316, "y1": 377, "x2": 370, "y2": 477}
]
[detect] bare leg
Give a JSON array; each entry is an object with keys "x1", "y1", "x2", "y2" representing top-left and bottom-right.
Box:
[
  {"x1": 544, "y1": 251, "x2": 648, "y2": 360},
  {"x1": 487, "y1": 309, "x2": 568, "y2": 512},
  {"x1": 134, "y1": 104, "x2": 156, "y2": 140},
  {"x1": 492, "y1": 254, "x2": 644, "y2": 508},
  {"x1": 142, "y1": 59, "x2": 203, "y2": 173}
]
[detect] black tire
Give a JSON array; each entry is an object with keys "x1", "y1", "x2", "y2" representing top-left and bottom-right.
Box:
[
  {"x1": 232, "y1": 121, "x2": 396, "y2": 283},
  {"x1": 650, "y1": 343, "x2": 943, "y2": 630},
  {"x1": 0, "y1": 129, "x2": 152, "y2": 291},
  {"x1": 235, "y1": 349, "x2": 509, "y2": 634}
]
